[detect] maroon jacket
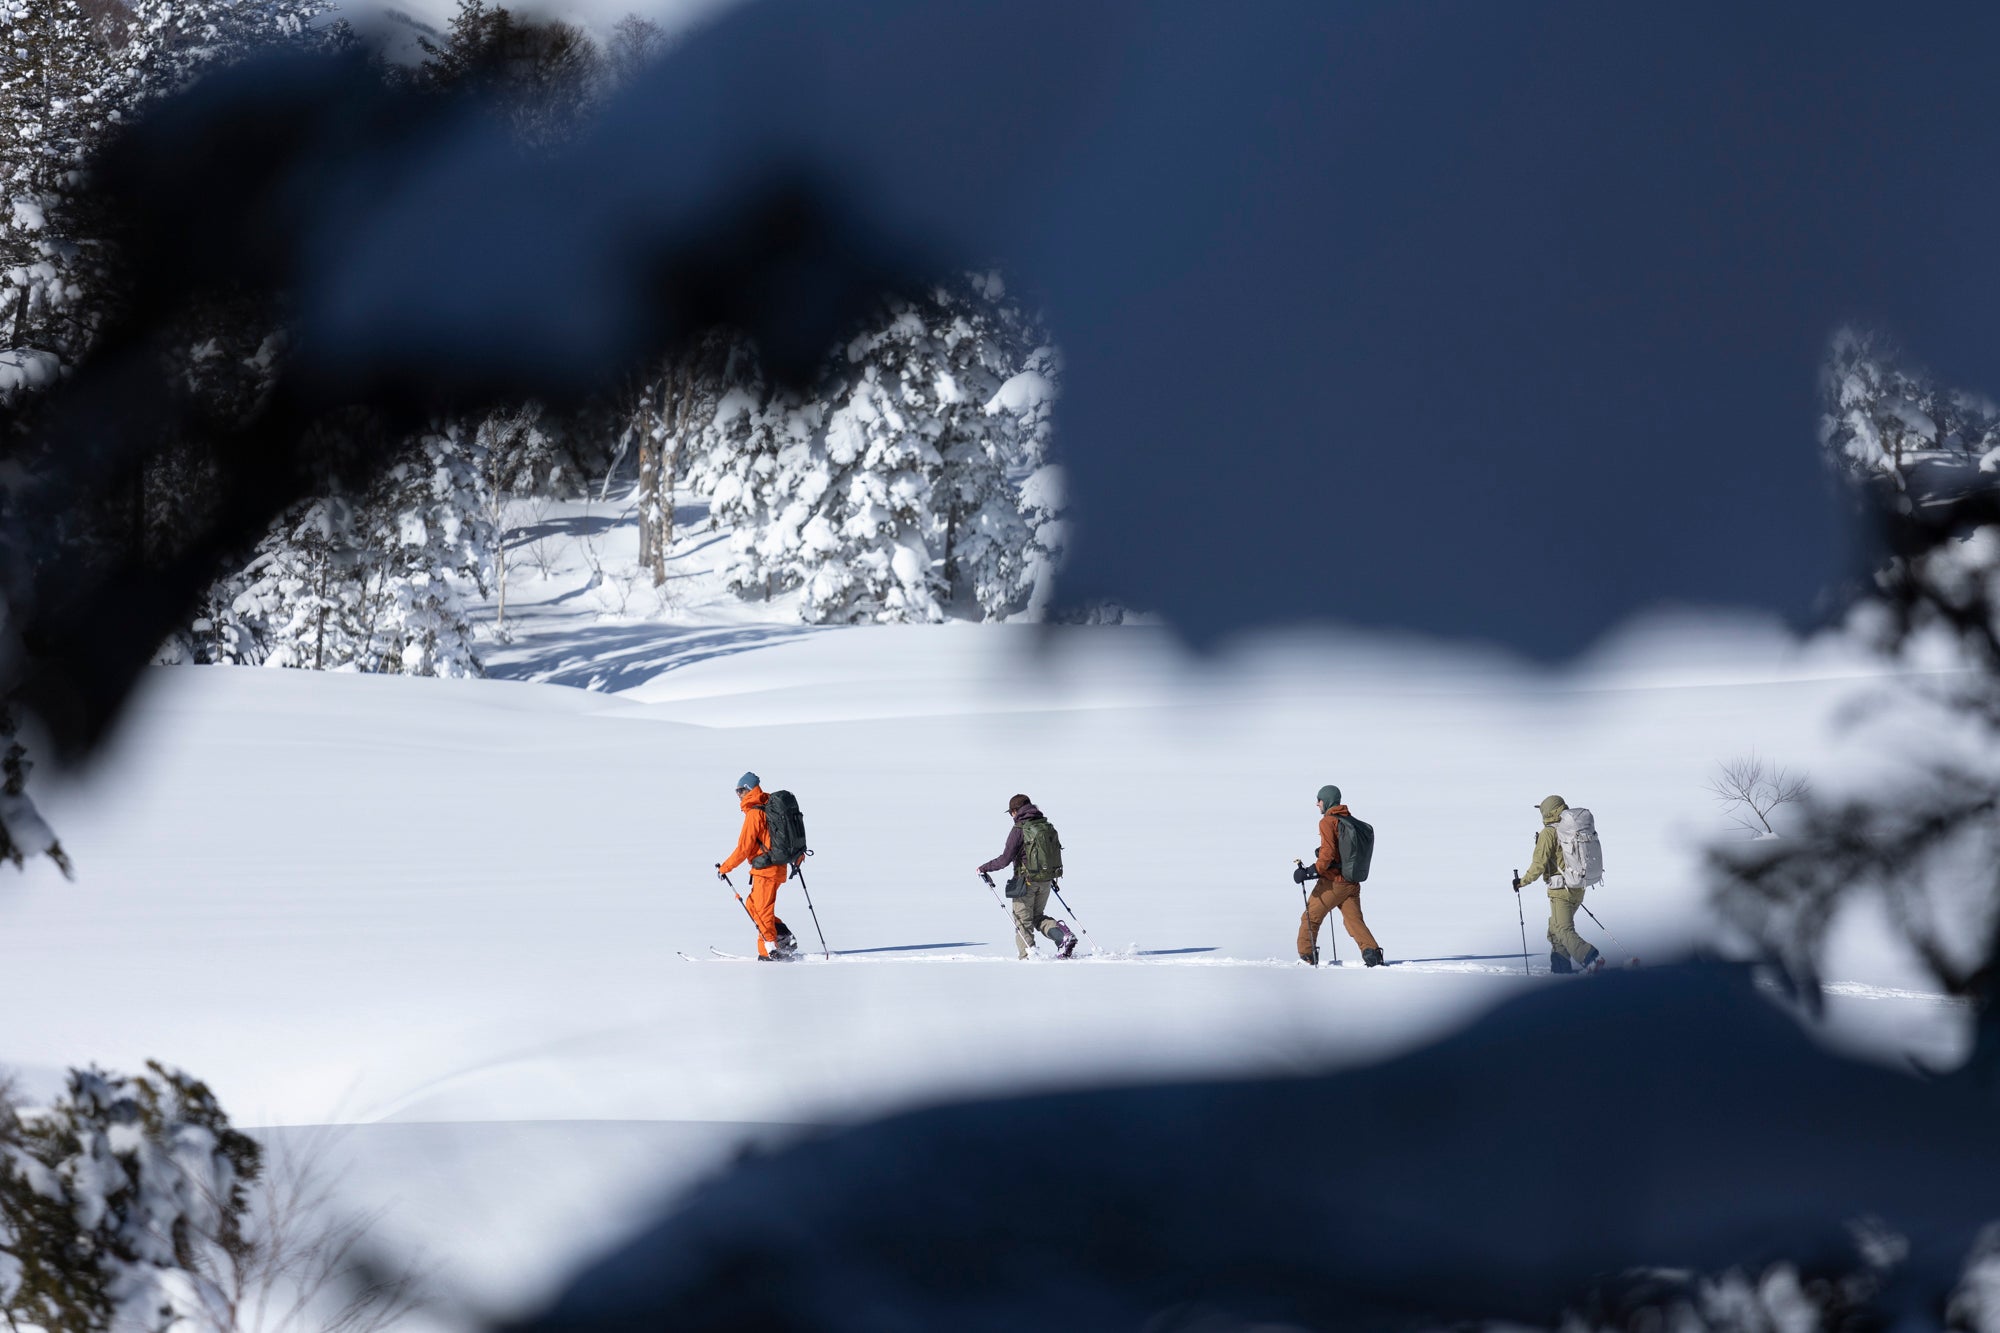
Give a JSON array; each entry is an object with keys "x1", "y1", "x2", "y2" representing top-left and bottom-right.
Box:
[{"x1": 979, "y1": 804, "x2": 1045, "y2": 875}]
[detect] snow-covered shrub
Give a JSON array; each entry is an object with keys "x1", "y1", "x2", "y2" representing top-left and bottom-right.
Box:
[
  {"x1": 0, "y1": 1063, "x2": 260, "y2": 1333},
  {"x1": 683, "y1": 274, "x2": 1067, "y2": 624},
  {"x1": 0, "y1": 705, "x2": 73, "y2": 877},
  {"x1": 1, "y1": 1066, "x2": 423, "y2": 1333}
]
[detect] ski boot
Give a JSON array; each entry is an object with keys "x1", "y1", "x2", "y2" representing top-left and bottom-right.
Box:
[
  {"x1": 1579, "y1": 948, "x2": 1605, "y2": 974},
  {"x1": 1298, "y1": 948, "x2": 1319, "y2": 967},
  {"x1": 1361, "y1": 947, "x2": 1385, "y2": 968},
  {"x1": 1056, "y1": 925, "x2": 1078, "y2": 959},
  {"x1": 1549, "y1": 950, "x2": 1573, "y2": 975}
]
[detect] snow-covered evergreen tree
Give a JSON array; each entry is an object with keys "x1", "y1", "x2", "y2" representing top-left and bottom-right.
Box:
[
  {"x1": 413, "y1": 0, "x2": 603, "y2": 149},
  {"x1": 1822, "y1": 328, "x2": 2000, "y2": 493},
  {"x1": 683, "y1": 275, "x2": 1067, "y2": 624},
  {"x1": 192, "y1": 425, "x2": 493, "y2": 676}
]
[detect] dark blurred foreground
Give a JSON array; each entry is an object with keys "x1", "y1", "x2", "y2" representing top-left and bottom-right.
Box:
[{"x1": 509, "y1": 963, "x2": 1999, "y2": 1332}]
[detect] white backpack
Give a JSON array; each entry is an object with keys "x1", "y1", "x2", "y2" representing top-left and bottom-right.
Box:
[{"x1": 1554, "y1": 807, "x2": 1604, "y2": 888}]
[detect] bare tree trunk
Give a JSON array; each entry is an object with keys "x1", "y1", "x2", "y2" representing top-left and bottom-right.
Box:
[
  {"x1": 654, "y1": 359, "x2": 690, "y2": 587},
  {"x1": 636, "y1": 370, "x2": 663, "y2": 584},
  {"x1": 312, "y1": 554, "x2": 327, "y2": 671},
  {"x1": 495, "y1": 512, "x2": 508, "y2": 628}
]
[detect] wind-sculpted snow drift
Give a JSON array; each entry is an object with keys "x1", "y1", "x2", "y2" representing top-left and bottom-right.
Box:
[{"x1": 511, "y1": 964, "x2": 1998, "y2": 1332}]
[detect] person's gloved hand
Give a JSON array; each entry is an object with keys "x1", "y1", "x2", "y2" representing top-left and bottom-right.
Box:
[
  {"x1": 1292, "y1": 864, "x2": 1317, "y2": 885},
  {"x1": 1511, "y1": 876, "x2": 1522, "y2": 891},
  {"x1": 716, "y1": 864, "x2": 729, "y2": 882}
]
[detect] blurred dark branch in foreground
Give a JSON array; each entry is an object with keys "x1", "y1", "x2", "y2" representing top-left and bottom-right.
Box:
[{"x1": 1713, "y1": 338, "x2": 2000, "y2": 1086}]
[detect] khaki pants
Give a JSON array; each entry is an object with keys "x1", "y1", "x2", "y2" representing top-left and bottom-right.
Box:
[
  {"x1": 1546, "y1": 887, "x2": 1597, "y2": 964},
  {"x1": 1009, "y1": 880, "x2": 1067, "y2": 958},
  {"x1": 1298, "y1": 875, "x2": 1379, "y2": 959}
]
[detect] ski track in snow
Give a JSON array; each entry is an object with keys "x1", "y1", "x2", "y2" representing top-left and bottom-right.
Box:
[{"x1": 0, "y1": 489, "x2": 1979, "y2": 1324}]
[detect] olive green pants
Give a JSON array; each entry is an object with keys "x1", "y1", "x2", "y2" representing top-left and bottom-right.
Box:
[
  {"x1": 1009, "y1": 880, "x2": 1067, "y2": 958},
  {"x1": 1546, "y1": 887, "x2": 1598, "y2": 964}
]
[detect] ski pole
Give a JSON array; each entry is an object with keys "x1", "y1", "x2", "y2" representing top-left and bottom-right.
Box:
[
  {"x1": 716, "y1": 866, "x2": 759, "y2": 927},
  {"x1": 1512, "y1": 869, "x2": 1530, "y2": 977},
  {"x1": 791, "y1": 857, "x2": 831, "y2": 959},
  {"x1": 1579, "y1": 897, "x2": 1631, "y2": 961},
  {"x1": 980, "y1": 871, "x2": 1033, "y2": 954},
  {"x1": 1051, "y1": 882, "x2": 1090, "y2": 948}
]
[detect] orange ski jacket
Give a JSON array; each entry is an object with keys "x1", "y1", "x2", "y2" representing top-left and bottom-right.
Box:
[{"x1": 719, "y1": 785, "x2": 772, "y2": 876}]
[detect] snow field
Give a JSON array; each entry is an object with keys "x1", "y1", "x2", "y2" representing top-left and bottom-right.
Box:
[{"x1": 0, "y1": 609, "x2": 1973, "y2": 1317}]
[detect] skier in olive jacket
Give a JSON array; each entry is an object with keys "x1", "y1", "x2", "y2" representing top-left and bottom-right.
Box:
[
  {"x1": 1294, "y1": 784, "x2": 1384, "y2": 967},
  {"x1": 1515, "y1": 794, "x2": 1602, "y2": 974},
  {"x1": 977, "y1": 794, "x2": 1077, "y2": 960}
]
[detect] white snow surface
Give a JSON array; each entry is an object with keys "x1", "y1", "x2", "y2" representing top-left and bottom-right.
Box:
[{"x1": 0, "y1": 489, "x2": 1979, "y2": 1320}]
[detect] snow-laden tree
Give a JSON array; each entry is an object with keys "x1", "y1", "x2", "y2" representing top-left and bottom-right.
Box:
[
  {"x1": 604, "y1": 333, "x2": 737, "y2": 588},
  {"x1": 0, "y1": 0, "x2": 120, "y2": 364},
  {"x1": 414, "y1": 0, "x2": 603, "y2": 149},
  {"x1": 1, "y1": 0, "x2": 332, "y2": 372},
  {"x1": 191, "y1": 425, "x2": 493, "y2": 676},
  {"x1": 1822, "y1": 328, "x2": 2000, "y2": 493},
  {"x1": 684, "y1": 275, "x2": 1067, "y2": 624},
  {"x1": 0, "y1": 1063, "x2": 260, "y2": 1333},
  {"x1": 476, "y1": 401, "x2": 559, "y2": 630}
]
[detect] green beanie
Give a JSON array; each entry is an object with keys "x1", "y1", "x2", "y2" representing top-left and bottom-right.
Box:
[{"x1": 1317, "y1": 784, "x2": 1342, "y2": 808}]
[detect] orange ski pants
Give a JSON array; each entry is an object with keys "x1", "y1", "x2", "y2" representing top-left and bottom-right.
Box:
[
  {"x1": 1298, "y1": 875, "x2": 1379, "y2": 959},
  {"x1": 745, "y1": 866, "x2": 788, "y2": 956}
]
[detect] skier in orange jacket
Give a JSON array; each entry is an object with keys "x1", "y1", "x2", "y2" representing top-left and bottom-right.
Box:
[{"x1": 717, "y1": 772, "x2": 798, "y2": 960}]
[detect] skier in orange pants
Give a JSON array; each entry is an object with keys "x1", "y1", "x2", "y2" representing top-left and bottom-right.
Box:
[{"x1": 717, "y1": 772, "x2": 797, "y2": 960}]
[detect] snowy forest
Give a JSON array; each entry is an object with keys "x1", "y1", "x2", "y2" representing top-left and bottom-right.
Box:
[{"x1": 2, "y1": 0, "x2": 1071, "y2": 686}]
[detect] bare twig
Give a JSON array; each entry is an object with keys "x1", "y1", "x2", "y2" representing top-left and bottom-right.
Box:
[{"x1": 1706, "y1": 752, "x2": 1812, "y2": 836}]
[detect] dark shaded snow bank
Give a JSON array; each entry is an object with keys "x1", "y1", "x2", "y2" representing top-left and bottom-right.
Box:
[{"x1": 512, "y1": 963, "x2": 2000, "y2": 1332}]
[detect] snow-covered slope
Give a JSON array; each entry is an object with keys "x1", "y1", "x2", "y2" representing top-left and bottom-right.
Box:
[{"x1": 0, "y1": 493, "x2": 1974, "y2": 1316}]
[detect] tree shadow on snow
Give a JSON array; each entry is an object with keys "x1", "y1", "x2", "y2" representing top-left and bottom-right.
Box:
[
  {"x1": 485, "y1": 624, "x2": 819, "y2": 693},
  {"x1": 833, "y1": 942, "x2": 984, "y2": 956},
  {"x1": 505, "y1": 512, "x2": 623, "y2": 546}
]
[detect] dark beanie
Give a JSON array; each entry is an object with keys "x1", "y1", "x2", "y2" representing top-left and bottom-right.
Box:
[{"x1": 1317, "y1": 784, "x2": 1342, "y2": 807}]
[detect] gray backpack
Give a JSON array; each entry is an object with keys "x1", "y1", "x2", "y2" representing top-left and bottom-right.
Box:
[
  {"x1": 1553, "y1": 807, "x2": 1603, "y2": 888},
  {"x1": 1336, "y1": 813, "x2": 1375, "y2": 884}
]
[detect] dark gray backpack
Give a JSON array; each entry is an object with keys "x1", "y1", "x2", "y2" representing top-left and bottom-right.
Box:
[
  {"x1": 750, "y1": 790, "x2": 809, "y2": 869},
  {"x1": 1336, "y1": 814, "x2": 1375, "y2": 883}
]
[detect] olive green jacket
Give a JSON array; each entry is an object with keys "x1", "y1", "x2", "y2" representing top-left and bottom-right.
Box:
[{"x1": 1521, "y1": 796, "x2": 1569, "y2": 887}]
